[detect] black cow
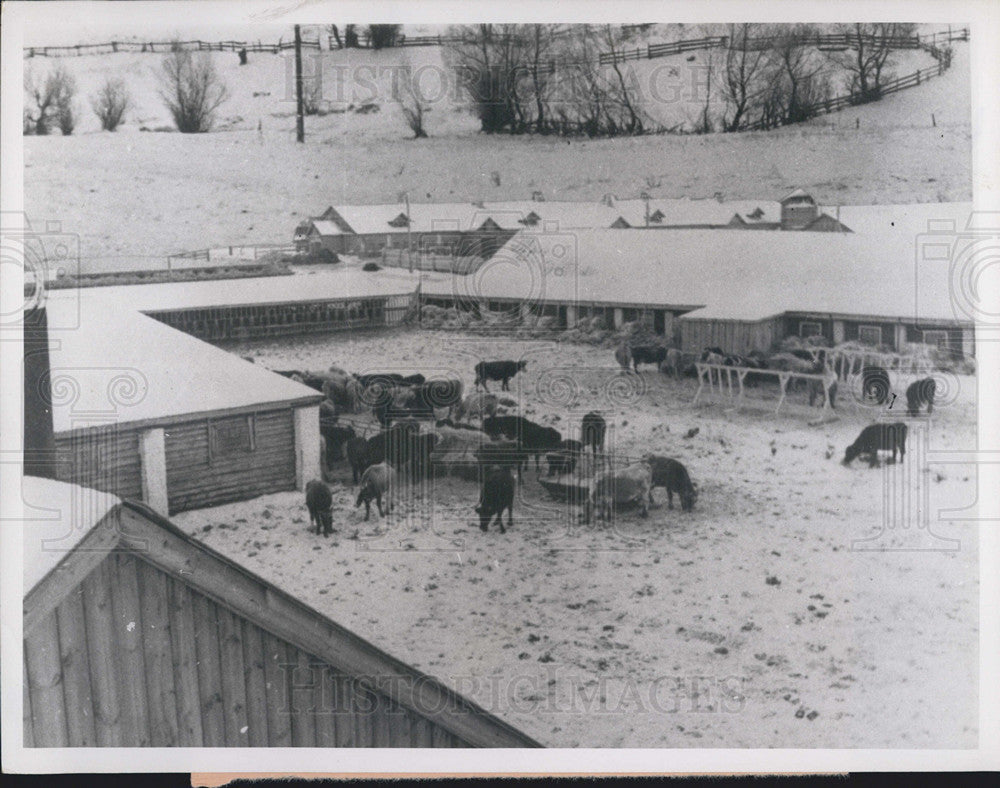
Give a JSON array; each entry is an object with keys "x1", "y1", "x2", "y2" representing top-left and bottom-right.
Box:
[
  {"x1": 842, "y1": 423, "x2": 908, "y2": 467},
  {"x1": 631, "y1": 345, "x2": 668, "y2": 372},
  {"x1": 546, "y1": 439, "x2": 584, "y2": 477},
  {"x1": 862, "y1": 365, "x2": 891, "y2": 405},
  {"x1": 346, "y1": 436, "x2": 378, "y2": 484},
  {"x1": 474, "y1": 360, "x2": 528, "y2": 392},
  {"x1": 906, "y1": 377, "x2": 937, "y2": 417},
  {"x1": 700, "y1": 346, "x2": 725, "y2": 362},
  {"x1": 644, "y1": 456, "x2": 697, "y2": 511},
  {"x1": 581, "y1": 412, "x2": 607, "y2": 456},
  {"x1": 475, "y1": 440, "x2": 528, "y2": 483},
  {"x1": 321, "y1": 424, "x2": 355, "y2": 466},
  {"x1": 483, "y1": 415, "x2": 561, "y2": 470},
  {"x1": 305, "y1": 479, "x2": 334, "y2": 536},
  {"x1": 476, "y1": 465, "x2": 515, "y2": 533}
]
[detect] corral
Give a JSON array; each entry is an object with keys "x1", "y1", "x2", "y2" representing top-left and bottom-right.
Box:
[{"x1": 171, "y1": 328, "x2": 979, "y2": 747}]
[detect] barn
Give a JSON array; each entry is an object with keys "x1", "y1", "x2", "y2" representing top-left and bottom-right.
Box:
[
  {"x1": 44, "y1": 294, "x2": 325, "y2": 515},
  {"x1": 21, "y1": 475, "x2": 540, "y2": 748},
  {"x1": 421, "y1": 203, "x2": 975, "y2": 357}
]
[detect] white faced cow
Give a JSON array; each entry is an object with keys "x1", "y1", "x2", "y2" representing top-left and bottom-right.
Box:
[{"x1": 583, "y1": 462, "x2": 653, "y2": 523}]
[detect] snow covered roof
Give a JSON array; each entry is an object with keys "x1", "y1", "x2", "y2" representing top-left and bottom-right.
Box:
[
  {"x1": 421, "y1": 205, "x2": 972, "y2": 324},
  {"x1": 480, "y1": 201, "x2": 630, "y2": 230},
  {"x1": 308, "y1": 219, "x2": 344, "y2": 236},
  {"x1": 44, "y1": 295, "x2": 324, "y2": 433},
  {"x1": 22, "y1": 476, "x2": 120, "y2": 595},
  {"x1": 614, "y1": 198, "x2": 782, "y2": 228},
  {"x1": 326, "y1": 203, "x2": 514, "y2": 236},
  {"x1": 45, "y1": 267, "x2": 424, "y2": 314}
]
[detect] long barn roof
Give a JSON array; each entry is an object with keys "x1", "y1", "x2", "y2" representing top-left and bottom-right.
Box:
[
  {"x1": 420, "y1": 202, "x2": 973, "y2": 324},
  {"x1": 45, "y1": 295, "x2": 324, "y2": 433}
]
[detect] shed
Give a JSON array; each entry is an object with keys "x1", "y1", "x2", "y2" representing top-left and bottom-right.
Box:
[
  {"x1": 21, "y1": 476, "x2": 540, "y2": 748},
  {"x1": 45, "y1": 296, "x2": 324, "y2": 515}
]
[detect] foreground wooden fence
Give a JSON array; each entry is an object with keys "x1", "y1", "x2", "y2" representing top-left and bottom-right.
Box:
[{"x1": 693, "y1": 362, "x2": 837, "y2": 414}]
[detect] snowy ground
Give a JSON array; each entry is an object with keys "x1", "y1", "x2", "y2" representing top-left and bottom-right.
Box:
[
  {"x1": 173, "y1": 329, "x2": 979, "y2": 748},
  {"x1": 22, "y1": 40, "x2": 970, "y2": 271}
]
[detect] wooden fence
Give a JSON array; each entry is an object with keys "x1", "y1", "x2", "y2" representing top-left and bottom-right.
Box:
[
  {"x1": 598, "y1": 27, "x2": 968, "y2": 65},
  {"x1": 25, "y1": 37, "x2": 321, "y2": 58},
  {"x1": 692, "y1": 362, "x2": 837, "y2": 415}
]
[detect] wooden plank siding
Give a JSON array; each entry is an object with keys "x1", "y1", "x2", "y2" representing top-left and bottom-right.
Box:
[
  {"x1": 55, "y1": 426, "x2": 143, "y2": 501},
  {"x1": 164, "y1": 409, "x2": 296, "y2": 514},
  {"x1": 23, "y1": 551, "x2": 485, "y2": 747},
  {"x1": 681, "y1": 317, "x2": 783, "y2": 356}
]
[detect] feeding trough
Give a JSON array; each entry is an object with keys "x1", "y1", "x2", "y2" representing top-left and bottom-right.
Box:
[{"x1": 538, "y1": 477, "x2": 590, "y2": 505}]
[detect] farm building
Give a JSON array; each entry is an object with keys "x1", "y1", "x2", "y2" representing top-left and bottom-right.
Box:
[
  {"x1": 61, "y1": 267, "x2": 424, "y2": 341},
  {"x1": 21, "y1": 475, "x2": 540, "y2": 748},
  {"x1": 420, "y1": 202, "x2": 974, "y2": 357},
  {"x1": 43, "y1": 294, "x2": 325, "y2": 515},
  {"x1": 296, "y1": 191, "x2": 849, "y2": 255},
  {"x1": 295, "y1": 202, "x2": 521, "y2": 258}
]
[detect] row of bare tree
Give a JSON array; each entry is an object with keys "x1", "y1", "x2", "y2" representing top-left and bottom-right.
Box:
[
  {"x1": 445, "y1": 22, "x2": 917, "y2": 136},
  {"x1": 25, "y1": 48, "x2": 229, "y2": 135}
]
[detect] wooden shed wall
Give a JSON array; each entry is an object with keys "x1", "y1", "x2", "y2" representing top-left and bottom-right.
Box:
[
  {"x1": 23, "y1": 552, "x2": 472, "y2": 748},
  {"x1": 54, "y1": 425, "x2": 143, "y2": 501},
  {"x1": 164, "y1": 409, "x2": 297, "y2": 514},
  {"x1": 680, "y1": 317, "x2": 782, "y2": 355}
]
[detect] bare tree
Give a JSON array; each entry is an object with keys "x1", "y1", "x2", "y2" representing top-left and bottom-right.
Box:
[
  {"x1": 719, "y1": 23, "x2": 769, "y2": 131},
  {"x1": 827, "y1": 22, "x2": 914, "y2": 102},
  {"x1": 368, "y1": 25, "x2": 401, "y2": 50},
  {"x1": 767, "y1": 24, "x2": 824, "y2": 125},
  {"x1": 158, "y1": 47, "x2": 229, "y2": 133},
  {"x1": 90, "y1": 77, "x2": 131, "y2": 131},
  {"x1": 24, "y1": 64, "x2": 75, "y2": 135}
]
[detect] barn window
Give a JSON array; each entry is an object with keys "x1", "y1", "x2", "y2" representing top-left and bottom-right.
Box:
[
  {"x1": 799, "y1": 321, "x2": 823, "y2": 338},
  {"x1": 858, "y1": 325, "x2": 882, "y2": 346},
  {"x1": 922, "y1": 330, "x2": 949, "y2": 349},
  {"x1": 209, "y1": 415, "x2": 256, "y2": 462}
]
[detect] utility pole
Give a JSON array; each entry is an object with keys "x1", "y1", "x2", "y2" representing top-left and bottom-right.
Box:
[
  {"x1": 405, "y1": 192, "x2": 413, "y2": 273},
  {"x1": 294, "y1": 24, "x2": 305, "y2": 143}
]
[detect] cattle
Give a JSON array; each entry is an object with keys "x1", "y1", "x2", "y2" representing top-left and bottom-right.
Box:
[
  {"x1": 842, "y1": 423, "x2": 908, "y2": 467},
  {"x1": 614, "y1": 343, "x2": 632, "y2": 373},
  {"x1": 375, "y1": 379, "x2": 464, "y2": 425},
  {"x1": 475, "y1": 439, "x2": 528, "y2": 483},
  {"x1": 346, "y1": 436, "x2": 378, "y2": 484},
  {"x1": 355, "y1": 462, "x2": 396, "y2": 520},
  {"x1": 476, "y1": 465, "x2": 515, "y2": 533},
  {"x1": 322, "y1": 378, "x2": 356, "y2": 413},
  {"x1": 305, "y1": 479, "x2": 334, "y2": 536},
  {"x1": 643, "y1": 456, "x2": 697, "y2": 511},
  {"x1": 581, "y1": 412, "x2": 607, "y2": 456},
  {"x1": 862, "y1": 365, "x2": 891, "y2": 405},
  {"x1": 631, "y1": 345, "x2": 668, "y2": 372},
  {"x1": 906, "y1": 377, "x2": 937, "y2": 417},
  {"x1": 483, "y1": 415, "x2": 562, "y2": 469},
  {"x1": 454, "y1": 392, "x2": 499, "y2": 422},
  {"x1": 321, "y1": 423, "x2": 356, "y2": 466},
  {"x1": 430, "y1": 425, "x2": 490, "y2": 478},
  {"x1": 701, "y1": 346, "x2": 725, "y2": 361},
  {"x1": 546, "y1": 439, "x2": 584, "y2": 477},
  {"x1": 808, "y1": 378, "x2": 838, "y2": 408},
  {"x1": 789, "y1": 349, "x2": 816, "y2": 363},
  {"x1": 474, "y1": 360, "x2": 528, "y2": 392},
  {"x1": 583, "y1": 463, "x2": 653, "y2": 523}
]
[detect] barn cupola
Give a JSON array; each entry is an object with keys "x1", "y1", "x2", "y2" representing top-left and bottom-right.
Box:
[{"x1": 780, "y1": 189, "x2": 818, "y2": 230}]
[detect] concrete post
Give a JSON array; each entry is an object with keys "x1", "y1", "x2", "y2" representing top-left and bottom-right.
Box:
[
  {"x1": 139, "y1": 428, "x2": 169, "y2": 515},
  {"x1": 565, "y1": 304, "x2": 578, "y2": 328},
  {"x1": 832, "y1": 320, "x2": 845, "y2": 344},
  {"x1": 961, "y1": 327, "x2": 974, "y2": 358},
  {"x1": 662, "y1": 310, "x2": 674, "y2": 339},
  {"x1": 294, "y1": 405, "x2": 321, "y2": 490},
  {"x1": 613, "y1": 308, "x2": 625, "y2": 329},
  {"x1": 894, "y1": 324, "x2": 908, "y2": 353},
  {"x1": 519, "y1": 303, "x2": 533, "y2": 325}
]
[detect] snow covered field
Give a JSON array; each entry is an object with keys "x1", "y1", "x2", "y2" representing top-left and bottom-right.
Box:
[
  {"x1": 22, "y1": 41, "x2": 970, "y2": 271},
  {"x1": 173, "y1": 329, "x2": 979, "y2": 748}
]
